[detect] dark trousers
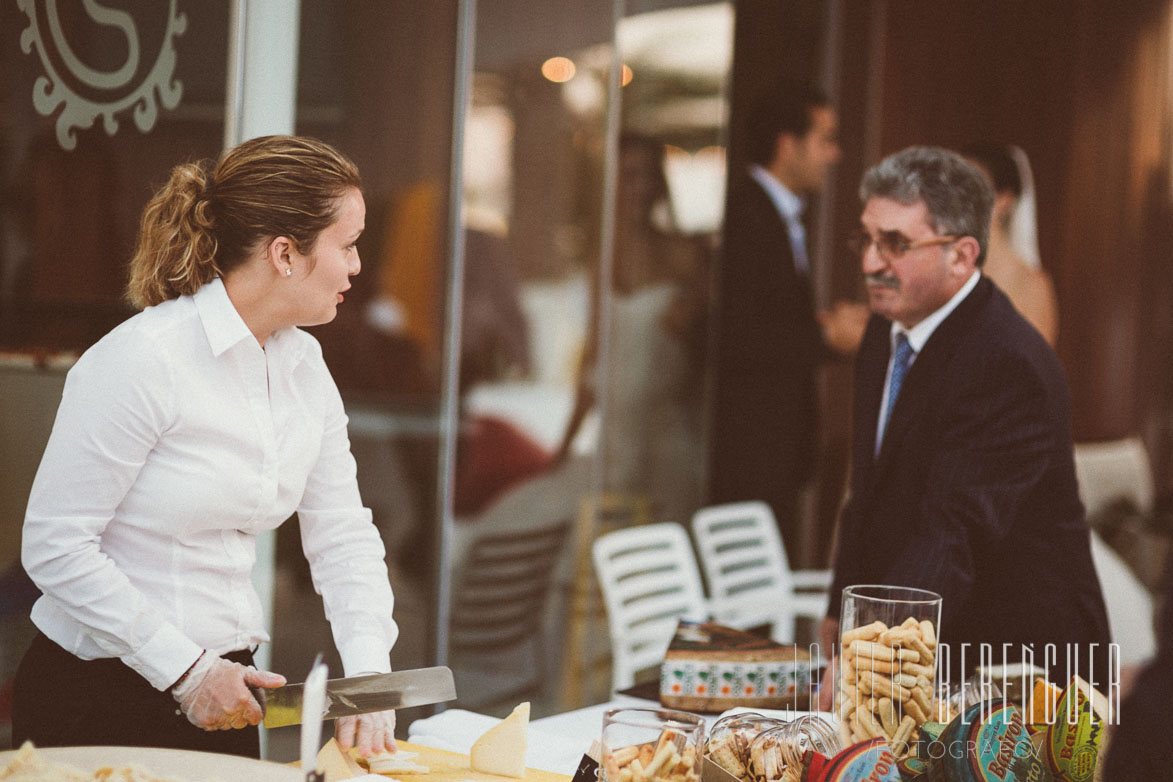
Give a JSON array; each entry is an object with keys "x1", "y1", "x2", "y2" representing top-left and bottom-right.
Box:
[{"x1": 13, "y1": 632, "x2": 260, "y2": 758}]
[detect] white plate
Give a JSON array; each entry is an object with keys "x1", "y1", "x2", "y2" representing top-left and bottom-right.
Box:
[{"x1": 0, "y1": 745, "x2": 304, "y2": 781}]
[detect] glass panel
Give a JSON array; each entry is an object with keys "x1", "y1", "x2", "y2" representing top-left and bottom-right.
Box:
[
  {"x1": 449, "y1": 0, "x2": 614, "y2": 715},
  {"x1": 0, "y1": 0, "x2": 229, "y2": 351},
  {"x1": 451, "y1": 0, "x2": 732, "y2": 715},
  {"x1": 0, "y1": 0, "x2": 230, "y2": 747},
  {"x1": 272, "y1": 0, "x2": 461, "y2": 739}
]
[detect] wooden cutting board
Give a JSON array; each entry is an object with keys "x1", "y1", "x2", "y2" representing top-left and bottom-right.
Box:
[{"x1": 313, "y1": 739, "x2": 573, "y2": 782}]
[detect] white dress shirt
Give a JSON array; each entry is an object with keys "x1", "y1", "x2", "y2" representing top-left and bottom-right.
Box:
[
  {"x1": 875, "y1": 270, "x2": 982, "y2": 448},
  {"x1": 749, "y1": 165, "x2": 809, "y2": 276},
  {"x1": 22, "y1": 277, "x2": 398, "y2": 691}
]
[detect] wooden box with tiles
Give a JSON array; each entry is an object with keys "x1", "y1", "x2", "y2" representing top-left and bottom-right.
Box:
[{"x1": 659, "y1": 621, "x2": 812, "y2": 712}]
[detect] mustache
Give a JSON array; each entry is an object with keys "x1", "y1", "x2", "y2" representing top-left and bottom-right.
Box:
[{"x1": 864, "y1": 273, "x2": 900, "y2": 290}]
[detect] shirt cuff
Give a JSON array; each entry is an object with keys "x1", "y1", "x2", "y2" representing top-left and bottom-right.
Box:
[
  {"x1": 122, "y1": 623, "x2": 204, "y2": 691},
  {"x1": 340, "y1": 634, "x2": 392, "y2": 677}
]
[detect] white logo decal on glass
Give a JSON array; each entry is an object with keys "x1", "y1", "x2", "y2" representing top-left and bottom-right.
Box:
[{"x1": 18, "y1": 0, "x2": 187, "y2": 150}]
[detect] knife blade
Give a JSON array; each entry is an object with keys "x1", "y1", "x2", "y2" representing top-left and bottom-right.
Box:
[{"x1": 255, "y1": 665, "x2": 456, "y2": 729}]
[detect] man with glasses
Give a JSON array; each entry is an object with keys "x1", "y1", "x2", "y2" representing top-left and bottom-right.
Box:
[
  {"x1": 819, "y1": 146, "x2": 1110, "y2": 694},
  {"x1": 710, "y1": 82, "x2": 866, "y2": 558}
]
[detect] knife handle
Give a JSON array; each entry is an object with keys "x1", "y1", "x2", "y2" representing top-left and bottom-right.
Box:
[{"x1": 247, "y1": 683, "x2": 268, "y2": 717}]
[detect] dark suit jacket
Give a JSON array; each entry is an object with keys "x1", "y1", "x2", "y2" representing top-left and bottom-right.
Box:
[
  {"x1": 709, "y1": 172, "x2": 824, "y2": 538},
  {"x1": 829, "y1": 276, "x2": 1111, "y2": 685}
]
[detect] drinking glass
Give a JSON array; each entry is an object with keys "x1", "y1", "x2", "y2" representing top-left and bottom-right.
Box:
[{"x1": 600, "y1": 708, "x2": 705, "y2": 782}]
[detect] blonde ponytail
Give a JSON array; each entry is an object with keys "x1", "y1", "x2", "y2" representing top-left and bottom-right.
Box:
[
  {"x1": 126, "y1": 161, "x2": 220, "y2": 309},
  {"x1": 124, "y1": 135, "x2": 361, "y2": 309}
]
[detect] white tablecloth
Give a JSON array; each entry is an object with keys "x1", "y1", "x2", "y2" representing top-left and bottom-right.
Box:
[{"x1": 407, "y1": 699, "x2": 828, "y2": 776}]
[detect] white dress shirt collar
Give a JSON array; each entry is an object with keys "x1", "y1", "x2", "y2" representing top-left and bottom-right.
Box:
[
  {"x1": 193, "y1": 276, "x2": 306, "y2": 363},
  {"x1": 891, "y1": 270, "x2": 982, "y2": 353},
  {"x1": 749, "y1": 164, "x2": 804, "y2": 223},
  {"x1": 193, "y1": 277, "x2": 256, "y2": 357}
]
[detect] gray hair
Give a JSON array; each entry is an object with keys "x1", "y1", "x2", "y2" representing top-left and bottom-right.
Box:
[{"x1": 860, "y1": 146, "x2": 994, "y2": 266}]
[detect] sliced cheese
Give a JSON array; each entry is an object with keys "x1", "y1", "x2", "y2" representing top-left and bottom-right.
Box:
[
  {"x1": 470, "y1": 702, "x2": 530, "y2": 778},
  {"x1": 366, "y1": 750, "x2": 430, "y2": 775}
]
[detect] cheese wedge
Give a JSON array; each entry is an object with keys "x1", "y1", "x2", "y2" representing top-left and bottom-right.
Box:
[
  {"x1": 316, "y1": 738, "x2": 367, "y2": 782},
  {"x1": 470, "y1": 702, "x2": 530, "y2": 778}
]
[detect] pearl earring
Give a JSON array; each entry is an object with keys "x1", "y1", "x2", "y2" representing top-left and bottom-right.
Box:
[{"x1": 284, "y1": 268, "x2": 293, "y2": 277}]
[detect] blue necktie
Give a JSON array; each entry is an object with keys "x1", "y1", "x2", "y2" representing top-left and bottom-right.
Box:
[
  {"x1": 788, "y1": 218, "x2": 809, "y2": 277},
  {"x1": 878, "y1": 332, "x2": 914, "y2": 452}
]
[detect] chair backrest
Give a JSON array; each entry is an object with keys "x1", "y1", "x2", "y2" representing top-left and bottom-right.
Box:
[
  {"x1": 1089, "y1": 529, "x2": 1156, "y2": 666},
  {"x1": 1074, "y1": 436, "x2": 1155, "y2": 519},
  {"x1": 449, "y1": 518, "x2": 572, "y2": 654},
  {"x1": 591, "y1": 522, "x2": 708, "y2": 692},
  {"x1": 691, "y1": 501, "x2": 799, "y2": 642}
]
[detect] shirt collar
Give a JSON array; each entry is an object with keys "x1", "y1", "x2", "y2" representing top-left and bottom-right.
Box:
[
  {"x1": 891, "y1": 270, "x2": 981, "y2": 353},
  {"x1": 193, "y1": 277, "x2": 258, "y2": 357},
  {"x1": 749, "y1": 165, "x2": 804, "y2": 222}
]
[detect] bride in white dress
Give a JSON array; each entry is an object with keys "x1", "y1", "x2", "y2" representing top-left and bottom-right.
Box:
[{"x1": 962, "y1": 142, "x2": 1059, "y2": 346}]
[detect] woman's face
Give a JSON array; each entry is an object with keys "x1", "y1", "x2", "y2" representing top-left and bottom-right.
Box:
[{"x1": 290, "y1": 187, "x2": 365, "y2": 327}]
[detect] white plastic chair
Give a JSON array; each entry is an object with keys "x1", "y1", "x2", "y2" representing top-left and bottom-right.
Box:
[
  {"x1": 591, "y1": 522, "x2": 709, "y2": 693},
  {"x1": 690, "y1": 501, "x2": 831, "y2": 644},
  {"x1": 1074, "y1": 436, "x2": 1155, "y2": 519}
]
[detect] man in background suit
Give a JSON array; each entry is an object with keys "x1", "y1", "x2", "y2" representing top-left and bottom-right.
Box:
[
  {"x1": 709, "y1": 83, "x2": 866, "y2": 557},
  {"x1": 819, "y1": 147, "x2": 1110, "y2": 694}
]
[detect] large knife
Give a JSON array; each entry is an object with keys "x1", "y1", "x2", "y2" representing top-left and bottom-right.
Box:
[{"x1": 254, "y1": 665, "x2": 456, "y2": 729}]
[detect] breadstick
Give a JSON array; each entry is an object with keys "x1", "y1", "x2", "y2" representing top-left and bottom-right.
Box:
[
  {"x1": 893, "y1": 673, "x2": 918, "y2": 689},
  {"x1": 837, "y1": 717, "x2": 854, "y2": 750},
  {"x1": 880, "y1": 628, "x2": 918, "y2": 647},
  {"x1": 849, "y1": 711, "x2": 869, "y2": 743},
  {"x1": 856, "y1": 707, "x2": 886, "y2": 740},
  {"x1": 859, "y1": 670, "x2": 911, "y2": 702},
  {"x1": 612, "y1": 746, "x2": 640, "y2": 766},
  {"x1": 643, "y1": 744, "x2": 675, "y2": 778},
  {"x1": 655, "y1": 731, "x2": 681, "y2": 756},
  {"x1": 850, "y1": 640, "x2": 898, "y2": 661},
  {"x1": 895, "y1": 648, "x2": 921, "y2": 663},
  {"x1": 911, "y1": 687, "x2": 932, "y2": 718},
  {"x1": 891, "y1": 715, "x2": 916, "y2": 757},
  {"x1": 901, "y1": 617, "x2": 920, "y2": 630},
  {"x1": 851, "y1": 655, "x2": 900, "y2": 675},
  {"x1": 904, "y1": 695, "x2": 928, "y2": 725},
  {"x1": 899, "y1": 661, "x2": 934, "y2": 679},
  {"x1": 919, "y1": 620, "x2": 936, "y2": 647},
  {"x1": 841, "y1": 620, "x2": 887, "y2": 646},
  {"x1": 909, "y1": 635, "x2": 935, "y2": 666},
  {"x1": 877, "y1": 697, "x2": 898, "y2": 737}
]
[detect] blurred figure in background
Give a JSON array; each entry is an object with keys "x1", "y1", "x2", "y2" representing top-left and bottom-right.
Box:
[
  {"x1": 710, "y1": 82, "x2": 867, "y2": 557},
  {"x1": 554, "y1": 134, "x2": 709, "y2": 525},
  {"x1": 961, "y1": 142, "x2": 1059, "y2": 345}
]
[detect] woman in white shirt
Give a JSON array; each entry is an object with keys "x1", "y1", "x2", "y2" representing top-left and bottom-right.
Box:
[{"x1": 14, "y1": 135, "x2": 399, "y2": 759}]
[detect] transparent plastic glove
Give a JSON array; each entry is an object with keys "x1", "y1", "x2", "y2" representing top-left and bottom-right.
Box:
[
  {"x1": 336, "y1": 709, "x2": 397, "y2": 757},
  {"x1": 172, "y1": 653, "x2": 286, "y2": 731}
]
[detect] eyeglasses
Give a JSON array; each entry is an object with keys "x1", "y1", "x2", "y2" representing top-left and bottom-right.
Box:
[{"x1": 846, "y1": 229, "x2": 962, "y2": 261}]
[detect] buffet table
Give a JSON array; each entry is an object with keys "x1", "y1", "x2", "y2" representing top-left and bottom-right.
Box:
[{"x1": 407, "y1": 699, "x2": 827, "y2": 777}]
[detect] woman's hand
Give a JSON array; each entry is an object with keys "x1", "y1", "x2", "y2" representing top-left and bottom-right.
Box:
[
  {"x1": 172, "y1": 653, "x2": 286, "y2": 730},
  {"x1": 336, "y1": 710, "x2": 397, "y2": 756}
]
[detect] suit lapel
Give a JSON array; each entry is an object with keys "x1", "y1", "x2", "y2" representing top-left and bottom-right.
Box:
[
  {"x1": 744, "y1": 176, "x2": 811, "y2": 297},
  {"x1": 850, "y1": 317, "x2": 891, "y2": 493},
  {"x1": 868, "y1": 276, "x2": 994, "y2": 487}
]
